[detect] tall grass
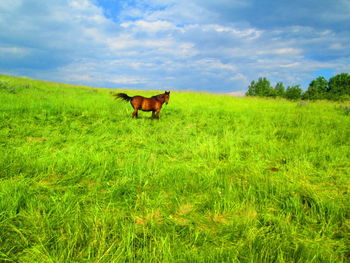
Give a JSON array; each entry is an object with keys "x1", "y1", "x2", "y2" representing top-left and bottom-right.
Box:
[{"x1": 0, "y1": 74, "x2": 349, "y2": 262}]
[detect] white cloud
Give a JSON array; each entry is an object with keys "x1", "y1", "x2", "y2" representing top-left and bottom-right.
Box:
[
  {"x1": 0, "y1": 0, "x2": 349, "y2": 93},
  {"x1": 195, "y1": 59, "x2": 236, "y2": 72},
  {"x1": 329, "y1": 43, "x2": 343, "y2": 50},
  {"x1": 257, "y1": 48, "x2": 302, "y2": 56},
  {"x1": 201, "y1": 24, "x2": 262, "y2": 39},
  {"x1": 279, "y1": 62, "x2": 300, "y2": 68},
  {"x1": 121, "y1": 20, "x2": 176, "y2": 32},
  {"x1": 109, "y1": 76, "x2": 147, "y2": 84},
  {"x1": 0, "y1": 0, "x2": 21, "y2": 12},
  {"x1": 0, "y1": 46, "x2": 30, "y2": 57}
]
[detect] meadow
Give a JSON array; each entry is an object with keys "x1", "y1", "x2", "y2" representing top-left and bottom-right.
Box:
[{"x1": 0, "y1": 74, "x2": 349, "y2": 262}]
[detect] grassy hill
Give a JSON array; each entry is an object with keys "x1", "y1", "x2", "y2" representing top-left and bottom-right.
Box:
[{"x1": 0, "y1": 74, "x2": 349, "y2": 262}]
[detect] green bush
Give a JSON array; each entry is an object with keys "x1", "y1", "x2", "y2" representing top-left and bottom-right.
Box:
[{"x1": 284, "y1": 85, "x2": 302, "y2": 100}]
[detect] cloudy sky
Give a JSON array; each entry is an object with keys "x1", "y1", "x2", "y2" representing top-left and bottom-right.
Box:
[{"x1": 0, "y1": 0, "x2": 349, "y2": 93}]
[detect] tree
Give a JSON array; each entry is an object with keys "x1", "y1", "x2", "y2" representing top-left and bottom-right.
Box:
[
  {"x1": 246, "y1": 80, "x2": 257, "y2": 96},
  {"x1": 285, "y1": 85, "x2": 302, "y2": 100},
  {"x1": 303, "y1": 76, "x2": 328, "y2": 100},
  {"x1": 245, "y1": 77, "x2": 273, "y2": 97},
  {"x1": 274, "y1": 82, "x2": 285, "y2": 98},
  {"x1": 328, "y1": 73, "x2": 350, "y2": 100}
]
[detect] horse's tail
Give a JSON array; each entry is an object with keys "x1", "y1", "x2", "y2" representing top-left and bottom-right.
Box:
[{"x1": 113, "y1": 93, "x2": 132, "y2": 102}]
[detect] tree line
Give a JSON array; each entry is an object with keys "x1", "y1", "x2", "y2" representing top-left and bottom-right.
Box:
[{"x1": 246, "y1": 73, "x2": 350, "y2": 100}]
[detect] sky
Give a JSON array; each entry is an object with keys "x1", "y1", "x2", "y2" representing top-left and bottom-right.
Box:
[{"x1": 0, "y1": 0, "x2": 349, "y2": 93}]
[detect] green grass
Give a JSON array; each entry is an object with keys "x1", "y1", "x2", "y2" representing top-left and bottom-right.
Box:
[{"x1": 1, "y1": 74, "x2": 349, "y2": 262}]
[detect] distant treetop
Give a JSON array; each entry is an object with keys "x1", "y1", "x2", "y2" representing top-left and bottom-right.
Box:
[{"x1": 246, "y1": 73, "x2": 350, "y2": 101}]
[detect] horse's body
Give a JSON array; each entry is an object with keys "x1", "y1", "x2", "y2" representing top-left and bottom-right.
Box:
[{"x1": 114, "y1": 91, "x2": 170, "y2": 119}]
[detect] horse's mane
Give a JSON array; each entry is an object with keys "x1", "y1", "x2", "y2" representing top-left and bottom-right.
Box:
[{"x1": 151, "y1": 93, "x2": 165, "y2": 99}]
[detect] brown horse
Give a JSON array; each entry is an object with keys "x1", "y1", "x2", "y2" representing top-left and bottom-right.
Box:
[{"x1": 114, "y1": 91, "x2": 170, "y2": 119}]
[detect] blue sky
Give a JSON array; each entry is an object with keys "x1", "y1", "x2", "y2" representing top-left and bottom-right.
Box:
[{"x1": 0, "y1": 0, "x2": 349, "y2": 93}]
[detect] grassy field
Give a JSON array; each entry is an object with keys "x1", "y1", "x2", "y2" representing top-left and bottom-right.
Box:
[{"x1": 0, "y1": 74, "x2": 349, "y2": 262}]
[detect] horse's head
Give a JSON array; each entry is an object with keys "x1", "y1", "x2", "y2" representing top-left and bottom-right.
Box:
[{"x1": 164, "y1": 91, "x2": 170, "y2": 105}]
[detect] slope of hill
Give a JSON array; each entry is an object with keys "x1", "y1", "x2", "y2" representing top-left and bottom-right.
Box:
[{"x1": 1, "y1": 74, "x2": 349, "y2": 262}]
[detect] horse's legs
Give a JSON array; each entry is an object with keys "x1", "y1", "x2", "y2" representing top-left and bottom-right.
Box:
[
  {"x1": 132, "y1": 109, "x2": 138, "y2": 118},
  {"x1": 155, "y1": 110, "x2": 160, "y2": 119},
  {"x1": 151, "y1": 111, "x2": 155, "y2": 119}
]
